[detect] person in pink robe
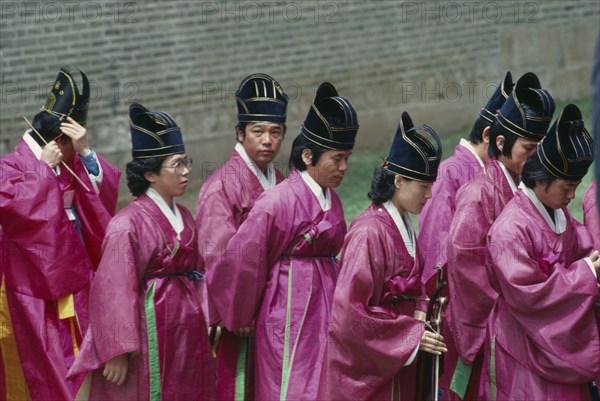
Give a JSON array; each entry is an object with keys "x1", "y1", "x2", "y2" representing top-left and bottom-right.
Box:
[
  {"x1": 483, "y1": 104, "x2": 600, "y2": 400},
  {"x1": 0, "y1": 66, "x2": 120, "y2": 401},
  {"x1": 417, "y1": 72, "x2": 512, "y2": 400},
  {"x1": 68, "y1": 104, "x2": 214, "y2": 400},
  {"x1": 196, "y1": 73, "x2": 287, "y2": 400},
  {"x1": 207, "y1": 82, "x2": 359, "y2": 401},
  {"x1": 318, "y1": 111, "x2": 447, "y2": 400},
  {"x1": 447, "y1": 72, "x2": 555, "y2": 400},
  {"x1": 584, "y1": 181, "x2": 599, "y2": 250}
]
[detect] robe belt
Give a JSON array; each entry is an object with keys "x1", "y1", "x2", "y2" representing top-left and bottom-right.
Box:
[
  {"x1": 144, "y1": 270, "x2": 205, "y2": 281},
  {"x1": 281, "y1": 254, "x2": 338, "y2": 278},
  {"x1": 281, "y1": 253, "x2": 335, "y2": 259}
]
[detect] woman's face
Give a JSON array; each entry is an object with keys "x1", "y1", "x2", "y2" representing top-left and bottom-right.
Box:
[
  {"x1": 391, "y1": 176, "x2": 433, "y2": 214},
  {"x1": 145, "y1": 153, "x2": 191, "y2": 206}
]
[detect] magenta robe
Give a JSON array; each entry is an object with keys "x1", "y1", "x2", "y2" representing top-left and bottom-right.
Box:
[
  {"x1": 483, "y1": 190, "x2": 600, "y2": 400},
  {"x1": 0, "y1": 139, "x2": 119, "y2": 401},
  {"x1": 418, "y1": 142, "x2": 483, "y2": 286},
  {"x1": 68, "y1": 194, "x2": 214, "y2": 400},
  {"x1": 418, "y1": 142, "x2": 483, "y2": 400},
  {"x1": 583, "y1": 181, "x2": 599, "y2": 250},
  {"x1": 318, "y1": 204, "x2": 426, "y2": 400},
  {"x1": 207, "y1": 169, "x2": 346, "y2": 401},
  {"x1": 446, "y1": 158, "x2": 515, "y2": 398},
  {"x1": 196, "y1": 150, "x2": 283, "y2": 400}
]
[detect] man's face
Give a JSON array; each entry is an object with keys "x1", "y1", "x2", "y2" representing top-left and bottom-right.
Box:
[
  {"x1": 502, "y1": 137, "x2": 539, "y2": 176},
  {"x1": 304, "y1": 149, "x2": 352, "y2": 189},
  {"x1": 535, "y1": 179, "x2": 581, "y2": 209},
  {"x1": 237, "y1": 122, "x2": 284, "y2": 172}
]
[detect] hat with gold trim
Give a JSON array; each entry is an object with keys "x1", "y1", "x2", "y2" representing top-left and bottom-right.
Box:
[
  {"x1": 43, "y1": 66, "x2": 90, "y2": 124},
  {"x1": 236, "y1": 73, "x2": 288, "y2": 123},
  {"x1": 129, "y1": 103, "x2": 185, "y2": 159},
  {"x1": 496, "y1": 72, "x2": 555, "y2": 141},
  {"x1": 300, "y1": 82, "x2": 359, "y2": 151},
  {"x1": 383, "y1": 111, "x2": 442, "y2": 182},
  {"x1": 480, "y1": 71, "x2": 513, "y2": 123},
  {"x1": 538, "y1": 104, "x2": 594, "y2": 181}
]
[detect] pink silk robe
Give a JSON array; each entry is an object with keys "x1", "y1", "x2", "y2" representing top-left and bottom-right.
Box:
[
  {"x1": 447, "y1": 158, "x2": 515, "y2": 399},
  {"x1": 584, "y1": 181, "x2": 599, "y2": 250},
  {"x1": 483, "y1": 190, "x2": 600, "y2": 400},
  {"x1": 68, "y1": 194, "x2": 214, "y2": 400},
  {"x1": 207, "y1": 169, "x2": 346, "y2": 401},
  {"x1": 418, "y1": 142, "x2": 483, "y2": 400},
  {"x1": 318, "y1": 204, "x2": 426, "y2": 400},
  {"x1": 0, "y1": 139, "x2": 119, "y2": 401},
  {"x1": 418, "y1": 142, "x2": 483, "y2": 286},
  {"x1": 196, "y1": 150, "x2": 283, "y2": 400}
]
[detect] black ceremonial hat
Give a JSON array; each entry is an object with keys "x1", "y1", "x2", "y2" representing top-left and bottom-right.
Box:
[
  {"x1": 496, "y1": 72, "x2": 555, "y2": 141},
  {"x1": 480, "y1": 71, "x2": 513, "y2": 123},
  {"x1": 236, "y1": 73, "x2": 288, "y2": 123},
  {"x1": 538, "y1": 104, "x2": 594, "y2": 181},
  {"x1": 384, "y1": 111, "x2": 442, "y2": 182},
  {"x1": 300, "y1": 82, "x2": 359, "y2": 151},
  {"x1": 43, "y1": 66, "x2": 90, "y2": 124},
  {"x1": 129, "y1": 103, "x2": 185, "y2": 159}
]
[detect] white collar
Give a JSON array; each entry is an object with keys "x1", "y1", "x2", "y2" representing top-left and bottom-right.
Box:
[
  {"x1": 459, "y1": 138, "x2": 485, "y2": 168},
  {"x1": 519, "y1": 182, "x2": 566, "y2": 234},
  {"x1": 497, "y1": 160, "x2": 518, "y2": 194},
  {"x1": 146, "y1": 187, "x2": 184, "y2": 239},
  {"x1": 300, "y1": 170, "x2": 331, "y2": 211},
  {"x1": 235, "y1": 143, "x2": 277, "y2": 190},
  {"x1": 23, "y1": 130, "x2": 43, "y2": 160},
  {"x1": 383, "y1": 200, "x2": 416, "y2": 257}
]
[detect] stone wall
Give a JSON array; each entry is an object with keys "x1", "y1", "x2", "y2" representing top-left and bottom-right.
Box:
[{"x1": 1, "y1": 1, "x2": 598, "y2": 208}]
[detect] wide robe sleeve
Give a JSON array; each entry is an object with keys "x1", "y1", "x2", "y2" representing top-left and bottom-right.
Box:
[
  {"x1": 196, "y1": 185, "x2": 237, "y2": 273},
  {"x1": 323, "y1": 224, "x2": 424, "y2": 400},
  {"x1": 73, "y1": 155, "x2": 120, "y2": 270},
  {"x1": 418, "y1": 167, "x2": 458, "y2": 286},
  {"x1": 583, "y1": 183, "x2": 600, "y2": 249},
  {"x1": 0, "y1": 156, "x2": 90, "y2": 300},
  {"x1": 68, "y1": 214, "x2": 146, "y2": 375},
  {"x1": 196, "y1": 182, "x2": 238, "y2": 325},
  {"x1": 207, "y1": 196, "x2": 288, "y2": 331},
  {"x1": 447, "y1": 184, "x2": 500, "y2": 364},
  {"x1": 488, "y1": 221, "x2": 600, "y2": 384}
]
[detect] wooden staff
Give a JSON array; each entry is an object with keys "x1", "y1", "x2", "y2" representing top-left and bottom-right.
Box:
[
  {"x1": 23, "y1": 116, "x2": 91, "y2": 192},
  {"x1": 431, "y1": 296, "x2": 448, "y2": 401},
  {"x1": 416, "y1": 266, "x2": 447, "y2": 401}
]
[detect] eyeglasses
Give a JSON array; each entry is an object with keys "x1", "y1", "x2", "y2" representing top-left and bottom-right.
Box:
[{"x1": 162, "y1": 157, "x2": 193, "y2": 174}]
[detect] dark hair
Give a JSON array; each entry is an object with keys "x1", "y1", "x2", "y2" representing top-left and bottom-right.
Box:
[
  {"x1": 288, "y1": 133, "x2": 328, "y2": 171},
  {"x1": 30, "y1": 111, "x2": 61, "y2": 147},
  {"x1": 235, "y1": 122, "x2": 248, "y2": 142},
  {"x1": 468, "y1": 116, "x2": 491, "y2": 144},
  {"x1": 368, "y1": 167, "x2": 397, "y2": 205},
  {"x1": 125, "y1": 156, "x2": 167, "y2": 196},
  {"x1": 488, "y1": 103, "x2": 541, "y2": 159},
  {"x1": 521, "y1": 151, "x2": 556, "y2": 190},
  {"x1": 235, "y1": 122, "x2": 287, "y2": 142}
]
